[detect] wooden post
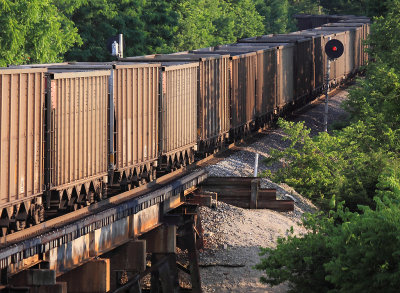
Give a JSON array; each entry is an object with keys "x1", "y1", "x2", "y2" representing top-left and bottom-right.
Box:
[{"x1": 250, "y1": 179, "x2": 259, "y2": 209}]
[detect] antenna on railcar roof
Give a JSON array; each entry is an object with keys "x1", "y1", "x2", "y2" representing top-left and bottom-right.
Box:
[{"x1": 107, "y1": 34, "x2": 124, "y2": 58}]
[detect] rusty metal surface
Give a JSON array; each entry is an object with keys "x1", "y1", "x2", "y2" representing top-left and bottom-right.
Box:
[
  {"x1": 48, "y1": 70, "x2": 109, "y2": 189},
  {"x1": 235, "y1": 42, "x2": 294, "y2": 109},
  {"x1": 160, "y1": 62, "x2": 198, "y2": 155},
  {"x1": 192, "y1": 48, "x2": 258, "y2": 130},
  {"x1": 325, "y1": 23, "x2": 368, "y2": 68},
  {"x1": 0, "y1": 68, "x2": 46, "y2": 208},
  {"x1": 208, "y1": 44, "x2": 278, "y2": 118},
  {"x1": 0, "y1": 169, "x2": 207, "y2": 274},
  {"x1": 112, "y1": 64, "x2": 160, "y2": 172},
  {"x1": 239, "y1": 35, "x2": 314, "y2": 101},
  {"x1": 122, "y1": 53, "x2": 231, "y2": 146},
  {"x1": 195, "y1": 54, "x2": 230, "y2": 142}
]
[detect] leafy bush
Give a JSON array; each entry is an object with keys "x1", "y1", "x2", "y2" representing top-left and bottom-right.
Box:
[
  {"x1": 257, "y1": 163, "x2": 400, "y2": 292},
  {"x1": 263, "y1": 119, "x2": 392, "y2": 211}
]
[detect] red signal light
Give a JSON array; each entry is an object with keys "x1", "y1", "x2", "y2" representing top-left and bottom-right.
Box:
[{"x1": 332, "y1": 46, "x2": 337, "y2": 51}]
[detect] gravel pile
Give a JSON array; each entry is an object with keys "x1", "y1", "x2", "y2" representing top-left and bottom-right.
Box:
[{"x1": 198, "y1": 90, "x2": 348, "y2": 292}]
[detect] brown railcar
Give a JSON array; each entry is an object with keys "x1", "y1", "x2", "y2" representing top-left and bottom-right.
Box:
[
  {"x1": 0, "y1": 68, "x2": 46, "y2": 231},
  {"x1": 121, "y1": 53, "x2": 230, "y2": 155},
  {"x1": 239, "y1": 35, "x2": 314, "y2": 103},
  {"x1": 47, "y1": 70, "x2": 110, "y2": 209},
  {"x1": 193, "y1": 48, "x2": 257, "y2": 136},
  {"x1": 158, "y1": 62, "x2": 198, "y2": 169}
]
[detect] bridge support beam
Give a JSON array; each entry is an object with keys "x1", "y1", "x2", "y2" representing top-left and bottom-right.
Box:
[
  {"x1": 105, "y1": 239, "x2": 147, "y2": 291},
  {"x1": 57, "y1": 258, "x2": 110, "y2": 293},
  {"x1": 8, "y1": 269, "x2": 67, "y2": 293}
]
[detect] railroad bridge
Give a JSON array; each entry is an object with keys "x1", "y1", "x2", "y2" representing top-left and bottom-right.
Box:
[{"x1": 0, "y1": 170, "x2": 207, "y2": 293}]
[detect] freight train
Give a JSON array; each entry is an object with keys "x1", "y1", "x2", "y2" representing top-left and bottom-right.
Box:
[{"x1": 0, "y1": 15, "x2": 370, "y2": 235}]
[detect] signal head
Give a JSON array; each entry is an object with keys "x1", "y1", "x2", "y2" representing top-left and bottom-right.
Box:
[{"x1": 325, "y1": 39, "x2": 344, "y2": 60}]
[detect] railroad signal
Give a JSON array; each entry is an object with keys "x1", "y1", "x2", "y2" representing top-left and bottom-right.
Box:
[{"x1": 325, "y1": 39, "x2": 344, "y2": 60}]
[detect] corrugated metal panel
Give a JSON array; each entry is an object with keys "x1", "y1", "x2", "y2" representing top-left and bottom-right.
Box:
[
  {"x1": 192, "y1": 49, "x2": 257, "y2": 129},
  {"x1": 239, "y1": 36, "x2": 313, "y2": 101},
  {"x1": 160, "y1": 63, "x2": 198, "y2": 155},
  {"x1": 197, "y1": 55, "x2": 230, "y2": 141},
  {"x1": 49, "y1": 70, "x2": 109, "y2": 189},
  {"x1": 121, "y1": 54, "x2": 230, "y2": 145},
  {"x1": 309, "y1": 29, "x2": 348, "y2": 82},
  {"x1": 229, "y1": 52, "x2": 257, "y2": 128},
  {"x1": 255, "y1": 47, "x2": 277, "y2": 116},
  {"x1": 323, "y1": 23, "x2": 365, "y2": 71},
  {"x1": 211, "y1": 44, "x2": 277, "y2": 117},
  {"x1": 113, "y1": 64, "x2": 159, "y2": 171},
  {"x1": 278, "y1": 45, "x2": 295, "y2": 107},
  {"x1": 0, "y1": 68, "x2": 46, "y2": 207}
]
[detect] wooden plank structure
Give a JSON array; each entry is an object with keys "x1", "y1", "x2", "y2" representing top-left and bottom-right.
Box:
[{"x1": 199, "y1": 177, "x2": 294, "y2": 211}]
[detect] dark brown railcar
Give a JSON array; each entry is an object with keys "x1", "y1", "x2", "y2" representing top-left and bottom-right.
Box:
[
  {"x1": 338, "y1": 20, "x2": 371, "y2": 65},
  {"x1": 211, "y1": 44, "x2": 278, "y2": 121},
  {"x1": 298, "y1": 29, "x2": 348, "y2": 85},
  {"x1": 122, "y1": 53, "x2": 230, "y2": 154},
  {"x1": 193, "y1": 48, "x2": 257, "y2": 135},
  {"x1": 239, "y1": 35, "x2": 314, "y2": 103},
  {"x1": 32, "y1": 62, "x2": 161, "y2": 188},
  {"x1": 213, "y1": 43, "x2": 294, "y2": 113},
  {"x1": 47, "y1": 70, "x2": 110, "y2": 208}
]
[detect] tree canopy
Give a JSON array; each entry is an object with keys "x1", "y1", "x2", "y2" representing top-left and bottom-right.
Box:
[{"x1": 0, "y1": 0, "x2": 81, "y2": 66}]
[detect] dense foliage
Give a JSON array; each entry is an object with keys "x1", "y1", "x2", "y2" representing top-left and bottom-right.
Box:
[
  {"x1": 257, "y1": 1, "x2": 400, "y2": 291},
  {"x1": 1, "y1": 0, "x2": 378, "y2": 64},
  {"x1": 0, "y1": 0, "x2": 81, "y2": 66}
]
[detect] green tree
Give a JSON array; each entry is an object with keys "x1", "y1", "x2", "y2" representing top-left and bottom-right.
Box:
[
  {"x1": 64, "y1": 0, "x2": 146, "y2": 61},
  {"x1": 0, "y1": 0, "x2": 81, "y2": 66},
  {"x1": 172, "y1": 0, "x2": 235, "y2": 51},
  {"x1": 142, "y1": 0, "x2": 179, "y2": 54},
  {"x1": 320, "y1": 0, "x2": 390, "y2": 17},
  {"x1": 225, "y1": 0, "x2": 265, "y2": 40}
]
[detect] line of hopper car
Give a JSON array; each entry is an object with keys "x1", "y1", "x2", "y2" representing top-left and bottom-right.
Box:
[{"x1": 0, "y1": 15, "x2": 370, "y2": 235}]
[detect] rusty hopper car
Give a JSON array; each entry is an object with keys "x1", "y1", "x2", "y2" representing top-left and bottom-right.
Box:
[
  {"x1": 158, "y1": 62, "x2": 198, "y2": 170},
  {"x1": 322, "y1": 24, "x2": 363, "y2": 71},
  {"x1": 239, "y1": 35, "x2": 314, "y2": 105},
  {"x1": 0, "y1": 68, "x2": 46, "y2": 233},
  {"x1": 122, "y1": 53, "x2": 230, "y2": 155},
  {"x1": 295, "y1": 29, "x2": 348, "y2": 86},
  {"x1": 193, "y1": 48, "x2": 257, "y2": 137},
  {"x1": 227, "y1": 42, "x2": 295, "y2": 112},
  {"x1": 205, "y1": 44, "x2": 278, "y2": 124},
  {"x1": 46, "y1": 70, "x2": 110, "y2": 212},
  {"x1": 254, "y1": 34, "x2": 325, "y2": 95},
  {"x1": 111, "y1": 64, "x2": 160, "y2": 188},
  {"x1": 13, "y1": 62, "x2": 161, "y2": 191}
]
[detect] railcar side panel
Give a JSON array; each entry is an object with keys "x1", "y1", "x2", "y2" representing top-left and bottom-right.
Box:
[
  {"x1": 0, "y1": 68, "x2": 46, "y2": 207},
  {"x1": 113, "y1": 64, "x2": 159, "y2": 172},
  {"x1": 160, "y1": 63, "x2": 198, "y2": 155},
  {"x1": 49, "y1": 71, "x2": 109, "y2": 189}
]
